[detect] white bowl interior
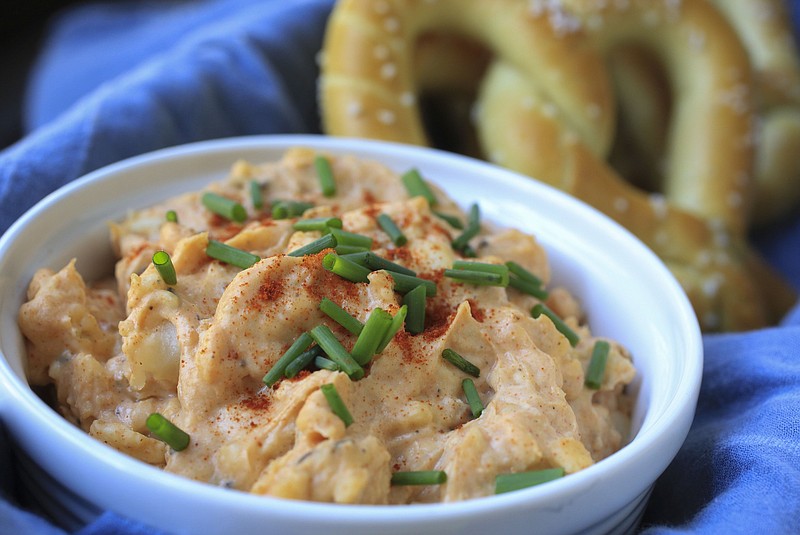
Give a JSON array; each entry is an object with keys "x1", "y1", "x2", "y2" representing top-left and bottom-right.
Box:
[{"x1": 0, "y1": 135, "x2": 702, "y2": 535}]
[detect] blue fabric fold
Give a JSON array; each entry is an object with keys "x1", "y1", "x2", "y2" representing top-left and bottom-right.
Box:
[{"x1": 1, "y1": 0, "x2": 799, "y2": 533}]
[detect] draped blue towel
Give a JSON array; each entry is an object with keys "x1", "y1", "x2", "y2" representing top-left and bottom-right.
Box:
[{"x1": 1, "y1": 1, "x2": 798, "y2": 533}]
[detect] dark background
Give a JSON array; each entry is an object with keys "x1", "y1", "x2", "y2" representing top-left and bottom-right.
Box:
[{"x1": 0, "y1": 1, "x2": 84, "y2": 150}]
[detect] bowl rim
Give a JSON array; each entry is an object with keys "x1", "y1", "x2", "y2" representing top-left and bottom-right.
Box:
[{"x1": 0, "y1": 134, "x2": 703, "y2": 527}]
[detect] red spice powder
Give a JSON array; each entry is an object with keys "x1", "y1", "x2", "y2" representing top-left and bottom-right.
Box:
[
  {"x1": 257, "y1": 278, "x2": 285, "y2": 304},
  {"x1": 362, "y1": 190, "x2": 377, "y2": 205},
  {"x1": 240, "y1": 392, "x2": 272, "y2": 412},
  {"x1": 467, "y1": 299, "x2": 486, "y2": 322}
]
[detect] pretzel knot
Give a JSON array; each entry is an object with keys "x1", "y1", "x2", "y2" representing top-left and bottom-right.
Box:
[{"x1": 318, "y1": 0, "x2": 797, "y2": 331}]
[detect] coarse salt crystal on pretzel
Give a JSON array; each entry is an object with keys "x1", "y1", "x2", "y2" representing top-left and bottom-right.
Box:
[{"x1": 318, "y1": 0, "x2": 797, "y2": 331}]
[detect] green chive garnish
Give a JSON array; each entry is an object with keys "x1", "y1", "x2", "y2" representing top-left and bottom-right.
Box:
[
  {"x1": 452, "y1": 203, "x2": 480, "y2": 253},
  {"x1": 206, "y1": 240, "x2": 260, "y2": 269},
  {"x1": 334, "y1": 244, "x2": 370, "y2": 255},
  {"x1": 263, "y1": 332, "x2": 314, "y2": 387},
  {"x1": 495, "y1": 468, "x2": 565, "y2": 494},
  {"x1": 531, "y1": 304, "x2": 579, "y2": 347},
  {"x1": 152, "y1": 251, "x2": 177, "y2": 285},
  {"x1": 202, "y1": 192, "x2": 247, "y2": 223},
  {"x1": 509, "y1": 275, "x2": 549, "y2": 299},
  {"x1": 585, "y1": 340, "x2": 610, "y2": 389},
  {"x1": 376, "y1": 304, "x2": 407, "y2": 353},
  {"x1": 505, "y1": 261, "x2": 543, "y2": 286},
  {"x1": 272, "y1": 200, "x2": 314, "y2": 219},
  {"x1": 309, "y1": 324, "x2": 364, "y2": 380},
  {"x1": 462, "y1": 378, "x2": 484, "y2": 418},
  {"x1": 433, "y1": 210, "x2": 463, "y2": 229},
  {"x1": 341, "y1": 251, "x2": 416, "y2": 276},
  {"x1": 401, "y1": 168, "x2": 437, "y2": 206},
  {"x1": 320, "y1": 297, "x2": 364, "y2": 335},
  {"x1": 320, "y1": 383, "x2": 353, "y2": 426},
  {"x1": 506, "y1": 261, "x2": 549, "y2": 299},
  {"x1": 292, "y1": 217, "x2": 343, "y2": 232},
  {"x1": 287, "y1": 233, "x2": 337, "y2": 257},
  {"x1": 403, "y1": 283, "x2": 426, "y2": 335},
  {"x1": 285, "y1": 346, "x2": 324, "y2": 379},
  {"x1": 315, "y1": 355, "x2": 340, "y2": 371},
  {"x1": 444, "y1": 269, "x2": 506, "y2": 286},
  {"x1": 250, "y1": 180, "x2": 264, "y2": 210},
  {"x1": 376, "y1": 214, "x2": 407, "y2": 246},
  {"x1": 385, "y1": 271, "x2": 437, "y2": 296},
  {"x1": 314, "y1": 155, "x2": 337, "y2": 197},
  {"x1": 350, "y1": 308, "x2": 393, "y2": 365},
  {"x1": 322, "y1": 253, "x2": 372, "y2": 283},
  {"x1": 441, "y1": 348, "x2": 480, "y2": 377},
  {"x1": 165, "y1": 210, "x2": 178, "y2": 223},
  {"x1": 390, "y1": 470, "x2": 447, "y2": 486},
  {"x1": 452, "y1": 261, "x2": 509, "y2": 285},
  {"x1": 146, "y1": 413, "x2": 190, "y2": 451},
  {"x1": 329, "y1": 228, "x2": 373, "y2": 250}
]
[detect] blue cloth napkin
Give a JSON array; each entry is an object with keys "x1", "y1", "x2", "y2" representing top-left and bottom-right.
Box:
[{"x1": 1, "y1": 1, "x2": 799, "y2": 533}]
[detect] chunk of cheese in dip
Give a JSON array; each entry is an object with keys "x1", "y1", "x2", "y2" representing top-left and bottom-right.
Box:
[{"x1": 19, "y1": 147, "x2": 635, "y2": 504}]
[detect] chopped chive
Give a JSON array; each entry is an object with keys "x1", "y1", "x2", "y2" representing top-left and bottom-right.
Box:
[
  {"x1": 315, "y1": 355, "x2": 340, "y2": 371},
  {"x1": 376, "y1": 213, "x2": 407, "y2": 246},
  {"x1": 442, "y1": 348, "x2": 480, "y2": 377},
  {"x1": 314, "y1": 155, "x2": 337, "y2": 197},
  {"x1": 322, "y1": 253, "x2": 372, "y2": 283},
  {"x1": 165, "y1": 210, "x2": 178, "y2": 223},
  {"x1": 342, "y1": 251, "x2": 416, "y2": 276},
  {"x1": 285, "y1": 346, "x2": 324, "y2": 379},
  {"x1": 287, "y1": 233, "x2": 337, "y2": 257},
  {"x1": 585, "y1": 340, "x2": 610, "y2": 389},
  {"x1": 309, "y1": 324, "x2": 364, "y2": 380},
  {"x1": 401, "y1": 168, "x2": 437, "y2": 206},
  {"x1": 452, "y1": 260, "x2": 509, "y2": 286},
  {"x1": 402, "y1": 284, "x2": 426, "y2": 335},
  {"x1": 462, "y1": 378, "x2": 484, "y2": 418},
  {"x1": 263, "y1": 332, "x2": 314, "y2": 387},
  {"x1": 272, "y1": 200, "x2": 314, "y2": 219},
  {"x1": 391, "y1": 470, "x2": 447, "y2": 486},
  {"x1": 206, "y1": 240, "x2": 260, "y2": 269},
  {"x1": 250, "y1": 180, "x2": 264, "y2": 210},
  {"x1": 376, "y1": 304, "x2": 407, "y2": 353},
  {"x1": 152, "y1": 250, "x2": 177, "y2": 285},
  {"x1": 146, "y1": 413, "x2": 190, "y2": 451},
  {"x1": 509, "y1": 275, "x2": 549, "y2": 299},
  {"x1": 334, "y1": 244, "x2": 371, "y2": 255},
  {"x1": 452, "y1": 203, "x2": 480, "y2": 253},
  {"x1": 320, "y1": 297, "x2": 364, "y2": 335},
  {"x1": 531, "y1": 303, "x2": 579, "y2": 347},
  {"x1": 505, "y1": 261, "x2": 543, "y2": 286},
  {"x1": 202, "y1": 192, "x2": 247, "y2": 223},
  {"x1": 350, "y1": 308, "x2": 393, "y2": 365},
  {"x1": 495, "y1": 468, "x2": 565, "y2": 494},
  {"x1": 385, "y1": 271, "x2": 437, "y2": 296},
  {"x1": 329, "y1": 227, "x2": 373, "y2": 249},
  {"x1": 444, "y1": 269, "x2": 505, "y2": 286},
  {"x1": 320, "y1": 383, "x2": 353, "y2": 426},
  {"x1": 433, "y1": 210, "x2": 463, "y2": 229},
  {"x1": 292, "y1": 217, "x2": 343, "y2": 232}
]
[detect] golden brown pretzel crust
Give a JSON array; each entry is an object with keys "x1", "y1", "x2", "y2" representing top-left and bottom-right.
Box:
[
  {"x1": 708, "y1": 0, "x2": 800, "y2": 225},
  {"x1": 318, "y1": 0, "x2": 797, "y2": 331}
]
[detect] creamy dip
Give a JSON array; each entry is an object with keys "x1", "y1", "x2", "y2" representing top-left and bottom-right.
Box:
[{"x1": 18, "y1": 147, "x2": 635, "y2": 504}]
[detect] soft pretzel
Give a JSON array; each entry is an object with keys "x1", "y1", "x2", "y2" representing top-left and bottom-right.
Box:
[
  {"x1": 318, "y1": 0, "x2": 797, "y2": 330},
  {"x1": 606, "y1": 0, "x2": 800, "y2": 225},
  {"x1": 708, "y1": 0, "x2": 800, "y2": 225},
  {"x1": 320, "y1": 0, "x2": 615, "y2": 155}
]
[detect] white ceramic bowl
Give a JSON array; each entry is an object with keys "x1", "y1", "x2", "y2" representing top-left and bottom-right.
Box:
[{"x1": 0, "y1": 135, "x2": 702, "y2": 535}]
